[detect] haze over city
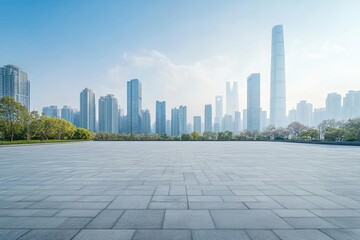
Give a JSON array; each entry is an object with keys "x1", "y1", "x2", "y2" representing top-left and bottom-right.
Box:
[{"x1": 1, "y1": 0, "x2": 360, "y2": 118}]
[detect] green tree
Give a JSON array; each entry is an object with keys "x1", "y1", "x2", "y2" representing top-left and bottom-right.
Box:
[
  {"x1": 190, "y1": 131, "x2": 201, "y2": 140},
  {"x1": 324, "y1": 127, "x2": 346, "y2": 141},
  {"x1": 203, "y1": 132, "x2": 217, "y2": 140},
  {"x1": 344, "y1": 118, "x2": 360, "y2": 141},
  {"x1": 180, "y1": 133, "x2": 191, "y2": 141},
  {"x1": 287, "y1": 122, "x2": 308, "y2": 140},
  {"x1": 0, "y1": 96, "x2": 29, "y2": 141},
  {"x1": 74, "y1": 128, "x2": 94, "y2": 140},
  {"x1": 300, "y1": 129, "x2": 319, "y2": 141},
  {"x1": 53, "y1": 118, "x2": 76, "y2": 140},
  {"x1": 217, "y1": 131, "x2": 233, "y2": 141}
]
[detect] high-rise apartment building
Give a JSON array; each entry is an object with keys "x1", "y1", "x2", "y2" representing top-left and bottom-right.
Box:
[
  {"x1": 234, "y1": 111, "x2": 241, "y2": 134},
  {"x1": 127, "y1": 79, "x2": 142, "y2": 134},
  {"x1": 343, "y1": 90, "x2": 360, "y2": 120},
  {"x1": 142, "y1": 109, "x2": 151, "y2": 134},
  {"x1": 270, "y1": 25, "x2": 286, "y2": 127},
  {"x1": 326, "y1": 92, "x2": 342, "y2": 120},
  {"x1": 296, "y1": 100, "x2": 313, "y2": 126},
  {"x1": 171, "y1": 108, "x2": 180, "y2": 136},
  {"x1": 80, "y1": 88, "x2": 96, "y2": 132},
  {"x1": 204, "y1": 104, "x2": 212, "y2": 132},
  {"x1": 61, "y1": 106, "x2": 73, "y2": 122},
  {"x1": 99, "y1": 94, "x2": 119, "y2": 133},
  {"x1": 313, "y1": 108, "x2": 326, "y2": 126},
  {"x1": 155, "y1": 101, "x2": 166, "y2": 134},
  {"x1": 0, "y1": 65, "x2": 30, "y2": 110},
  {"x1": 193, "y1": 116, "x2": 201, "y2": 133},
  {"x1": 179, "y1": 105, "x2": 187, "y2": 134},
  {"x1": 247, "y1": 73, "x2": 261, "y2": 132}
]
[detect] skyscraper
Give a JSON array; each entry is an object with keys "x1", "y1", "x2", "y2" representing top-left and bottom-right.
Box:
[
  {"x1": 171, "y1": 108, "x2": 179, "y2": 136},
  {"x1": 270, "y1": 25, "x2": 286, "y2": 127},
  {"x1": 80, "y1": 88, "x2": 96, "y2": 132},
  {"x1": 99, "y1": 94, "x2": 119, "y2": 133},
  {"x1": 326, "y1": 92, "x2": 342, "y2": 120},
  {"x1": 214, "y1": 95, "x2": 223, "y2": 132},
  {"x1": 222, "y1": 114, "x2": 233, "y2": 132},
  {"x1": 242, "y1": 109, "x2": 247, "y2": 131},
  {"x1": 234, "y1": 111, "x2": 241, "y2": 133},
  {"x1": 155, "y1": 101, "x2": 166, "y2": 134},
  {"x1": 204, "y1": 104, "x2": 212, "y2": 132},
  {"x1": 61, "y1": 106, "x2": 73, "y2": 122},
  {"x1": 142, "y1": 109, "x2": 151, "y2": 134},
  {"x1": 193, "y1": 116, "x2": 201, "y2": 133},
  {"x1": 226, "y1": 82, "x2": 239, "y2": 116},
  {"x1": 0, "y1": 65, "x2": 30, "y2": 110},
  {"x1": 127, "y1": 79, "x2": 142, "y2": 134},
  {"x1": 179, "y1": 105, "x2": 187, "y2": 134},
  {"x1": 296, "y1": 100, "x2": 313, "y2": 126},
  {"x1": 247, "y1": 73, "x2": 261, "y2": 132},
  {"x1": 342, "y1": 90, "x2": 360, "y2": 120},
  {"x1": 73, "y1": 110, "x2": 80, "y2": 127},
  {"x1": 42, "y1": 105, "x2": 59, "y2": 118},
  {"x1": 313, "y1": 108, "x2": 326, "y2": 126}
]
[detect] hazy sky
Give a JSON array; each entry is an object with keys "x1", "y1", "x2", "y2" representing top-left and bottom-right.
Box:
[{"x1": 1, "y1": 0, "x2": 360, "y2": 120}]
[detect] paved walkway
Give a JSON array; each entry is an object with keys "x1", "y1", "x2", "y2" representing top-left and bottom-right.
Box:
[{"x1": 1, "y1": 142, "x2": 360, "y2": 240}]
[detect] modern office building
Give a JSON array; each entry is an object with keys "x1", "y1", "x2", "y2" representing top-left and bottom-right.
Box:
[
  {"x1": 234, "y1": 111, "x2": 241, "y2": 134},
  {"x1": 171, "y1": 108, "x2": 180, "y2": 136},
  {"x1": 142, "y1": 109, "x2": 151, "y2": 134},
  {"x1": 326, "y1": 92, "x2": 342, "y2": 120},
  {"x1": 61, "y1": 106, "x2": 73, "y2": 123},
  {"x1": 99, "y1": 94, "x2": 119, "y2": 133},
  {"x1": 42, "y1": 105, "x2": 59, "y2": 118},
  {"x1": 179, "y1": 105, "x2": 187, "y2": 134},
  {"x1": 127, "y1": 79, "x2": 142, "y2": 134},
  {"x1": 80, "y1": 88, "x2": 96, "y2": 132},
  {"x1": 214, "y1": 95, "x2": 223, "y2": 132},
  {"x1": 226, "y1": 81, "x2": 239, "y2": 116},
  {"x1": 260, "y1": 110, "x2": 268, "y2": 130},
  {"x1": 193, "y1": 116, "x2": 201, "y2": 133},
  {"x1": 204, "y1": 104, "x2": 212, "y2": 132},
  {"x1": 73, "y1": 110, "x2": 80, "y2": 127},
  {"x1": 155, "y1": 101, "x2": 166, "y2": 134},
  {"x1": 0, "y1": 65, "x2": 30, "y2": 110},
  {"x1": 242, "y1": 109, "x2": 247, "y2": 131},
  {"x1": 247, "y1": 73, "x2": 261, "y2": 132},
  {"x1": 313, "y1": 108, "x2": 326, "y2": 126},
  {"x1": 342, "y1": 90, "x2": 360, "y2": 120},
  {"x1": 222, "y1": 114, "x2": 233, "y2": 132},
  {"x1": 296, "y1": 100, "x2": 313, "y2": 126},
  {"x1": 270, "y1": 25, "x2": 287, "y2": 127},
  {"x1": 166, "y1": 120, "x2": 171, "y2": 136}
]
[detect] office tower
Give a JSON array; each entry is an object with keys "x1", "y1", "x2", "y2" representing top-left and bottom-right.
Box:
[
  {"x1": 142, "y1": 109, "x2": 151, "y2": 134},
  {"x1": 98, "y1": 94, "x2": 119, "y2": 133},
  {"x1": 73, "y1": 110, "x2": 80, "y2": 127},
  {"x1": 242, "y1": 109, "x2": 247, "y2": 130},
  {"x1": 270, "y1": 25, "x2": 286, "y2": 127},
  {"x1": 222, "y1": 114, "x2": 233, "y2": 132},
  {"x1": 0, "y1": 65, "x2": 30, "y2": 110},
  {"x1": 214, "y1": 95, "x2": 223, "y2": 132},
  {"x1": 296, "y1": 100, "x2": 313, "y2": 126},
  {"x1": 193, "y1": 116, "x2": 201, "y2": 133},
  {"x1": 260, "y1": 110, "x2": 268, "y2": 130},
  {"x1": 179, "y1": 105, "x2": 187, "y2": 134},
  {"x1": 204, "y1": 104, "x2": 212, "y2": 132},
  {"x1": 326, "y1": 92, "x2": 342, "y2": 120},
  {"x1": 287, "y1": 109, "x2": 297, "y2": 125},
  {"x1": 156, "y1": 101, "x2": 166, "y2": 134},
  {"x1": 42, "y1": 106, "x2": 59, "y2": 118},
  {"x1": 61, "y1": 106, "x2": 73, "y2": 122},
  {"x1": 234, "y1": 111, "x2": 241, "y2": 134},
  {"x1": 313, "y1": 108, "x2": 326, "y2": 126},
  {"x1": 187, "y1": 123, "x2": 192, "y2": 134},
  {"x1": 166, "y1": 120, "x2": 171, "y2": 136},
  {"x1": 127, "y1": 79, "x2": 142, "y2": 134},
  {"x1": 80, "y1": 88, "x2": 96, "y2": 132},
  {"x1": 171, "y1": 108, "x2": 180, "y2": 136},
  {"x1": 247, "y1": 73, "x2": 261, "y2": 132},
  {"x1": 343, "y1": 90, "x2": 360, "y2": 120},
  {"x1": 226, "y1": 82, "x2": 239, "y2": 116}
]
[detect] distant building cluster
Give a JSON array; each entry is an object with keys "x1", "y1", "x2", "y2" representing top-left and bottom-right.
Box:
[{"x1": 2, "y1": 25, "x2": 360, "y2": 134}]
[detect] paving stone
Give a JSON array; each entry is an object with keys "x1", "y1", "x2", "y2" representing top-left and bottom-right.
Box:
[
  {"x1": 189, "y1": 201, "x2": 247, "y2": 209},
  {"x1": 107, "y1": 196, "x2": 152, "y2": 209},
  {"x1": 73, "y1": 229, "x2": 135, "y2": 240},
  {"x1": 148, "y1": 201, "x2": 188, "y2": 209},
  {"x1": 56, "y1": 209, "x2": 101, "y2": 217},
  {"x1": 0, "y1": 230, "x2": 29, "y2": 240},
  {"x1": 273, "y1": 229, "x2": 334, "y2": 240},
  {"x1": 18, "y1": 230, "x2": 78, "y2": 240},
  {"x1": 114, "y1": 210, "x2": 164, "y2": 229},
  {"x1": 211, "y1": 210, "x2": 292, "y2": 229},
  {"x1": 273, "y1": 209, "x2": 317, "y2": 217},
  {"x1": 324, "y1": 217, "x2": 360, "y2": 228},
  {"x1": 86, "y1": 210, "x2": 124, "y2": 229},
  {"x1": 246, "y1": 230, "x2": 280, "y2": 240},
  {"x1": 322, "y1": 229, "x2": 360, "y2": 240},
  {"x1": 193, "y1": 230, "x2": 250, "y2": 240},
  {"x1": 133, "y1": 230, "x2": 191, "y2": 240},
  {"x1": 282, "y1": 217, "x2": 336, "y2": 228},
  {"x1": 163, "y1": 210, "x2": 215, "y2": 229}
]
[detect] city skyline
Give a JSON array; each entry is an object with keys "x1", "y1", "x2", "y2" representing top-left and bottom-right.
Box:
[{"x1": 1, "y1": 1, "x2": 359, "y2": 119}]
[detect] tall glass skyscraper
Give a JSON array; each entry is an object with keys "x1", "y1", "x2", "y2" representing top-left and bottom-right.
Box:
[
  {"x1": 155, "y1": 101, "x2": 166, "y2": 134},
  {"x1": 247, "y1": 73, "x2": 261, "y2": 132},
  {"x1": 80, "y1": 88, "x2": 96, "y2": 132},
  {"x1": 0, "y1": 65, "x2": 30, "y2": 110},
  {"x1": 193, "y1": 116, "x2": 201, "y2": 133},
  {"x1": 270, "y1": 25, "x2": 286, "y2": 127},
  {"x1": 127, "y1": 79, "x2": 142, "y2": 134},
  {"x1": 99, "y1": 94, "x2": 119, "y2": 133},
  {"x1": 226, "y1": 82, "x2": 239, "y2": 117},
  {"x1": 204, "y1": 104, "x2": 212, "y2": 132},
  {"x1": 171, "y1": 108, "x2": 179, "y2": 136},
  {"x1": 214, "y1": 95, "x2": 223, "y2": 132},
  {"x1": 42, "y1": 105, "x2": 59, "y2": 118},
  {"x1": 142, "y1": 109, "x2": 151, "y2": 134},
  {"x1": 61, "y1": 106, "x2": 74, "y2": 123},
  {"x1": 326, "y1": 92, "x2": 342, "y2": 120},
  {"x1": 179, "y1": 105, "x2": 187, "y2": 134}
]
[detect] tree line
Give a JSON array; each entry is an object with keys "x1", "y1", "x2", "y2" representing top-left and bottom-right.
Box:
[
  {"x1": 95, "y1": 118, "x2": 360, "y2": 142},
  {"x1": 0, "y1": 97, "x2": 94, "y2": 141}
]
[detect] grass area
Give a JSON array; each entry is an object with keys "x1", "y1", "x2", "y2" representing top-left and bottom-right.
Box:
[{"x1": 0, "y1": 139, "x2": 88, "y2": 145}]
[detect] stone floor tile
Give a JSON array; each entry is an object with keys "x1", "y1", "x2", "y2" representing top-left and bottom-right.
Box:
[
  {"x1": 73, "y1": 229, "x2": 135, "y2": 240},
  {"x1": 132, "y1": 230, "x2": 191, "y2": 240},
  {"x1": 163, "y1": 210, "x2": 215, "y2": 229},
  {"x1": 114, "y1": 210, "x2": 164, "y2": 229}
]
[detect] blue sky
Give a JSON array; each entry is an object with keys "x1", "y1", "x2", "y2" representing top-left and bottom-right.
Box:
[{"x1": 1, "y1": 0, "x2": 360, "y2": 119}]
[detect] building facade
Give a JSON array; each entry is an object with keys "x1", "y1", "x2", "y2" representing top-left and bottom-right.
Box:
[
  {"x1": 247, "y1": 73, "x2": 261, "y2": 132},
  {"x1": 80, "y1": 88, "x2": 96, "y2": 132},
  {"x1": 127, "y1": 79, "x2": 142, "y2": 134},
  {"x1": 204, "y1": 104, "x2": 212, "y2": 132},
  {"x1": 155, "y1": 101, "x2": 166, "y2": 134},
  {"x1": 99, "y1": 94, "x2": 119, "y2": 133},
  {"x1": 193, "y1": 116, "x2": 201, "y2": 133}
]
